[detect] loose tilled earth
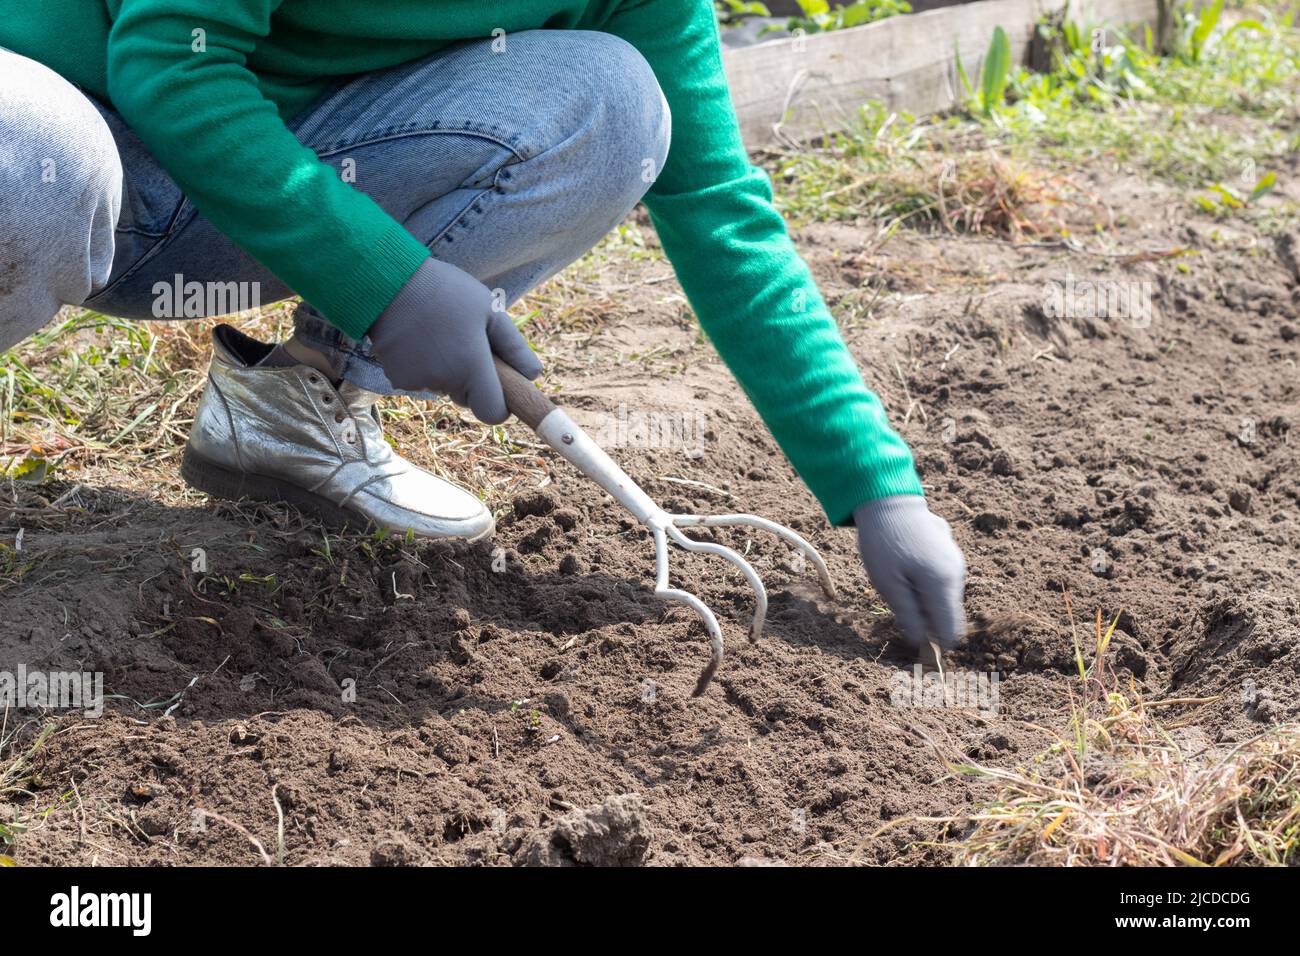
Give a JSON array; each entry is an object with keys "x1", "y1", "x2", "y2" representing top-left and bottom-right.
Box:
[{"x1": 2, "y1": 148, "x2": 1299, "y2": 866}]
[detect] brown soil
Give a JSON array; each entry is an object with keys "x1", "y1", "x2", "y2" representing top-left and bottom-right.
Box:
[{"x1": 3, "y1": 162, "x2": 1298, "y2": 867}]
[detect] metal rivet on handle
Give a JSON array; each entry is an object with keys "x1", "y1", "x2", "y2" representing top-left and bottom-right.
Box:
[{"x1": 561, "y1": 433, "x2": 574, "y2": 445}]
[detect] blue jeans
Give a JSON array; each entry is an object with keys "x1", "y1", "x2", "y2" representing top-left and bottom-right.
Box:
[{"x1": 0, "y1": 31, "x2": 671, "y2": 397}]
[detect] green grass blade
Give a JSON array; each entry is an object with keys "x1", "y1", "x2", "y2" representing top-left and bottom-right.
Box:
[{"x1": 980, "y1": 26, "x2": 1011, "y2": 116}]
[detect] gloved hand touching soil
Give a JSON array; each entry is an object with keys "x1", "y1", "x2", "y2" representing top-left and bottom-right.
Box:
[
  {"x1": 854, "y1": 495, "x2": 967, "y2": 650},
  {"x1": 368, "y1": 258, "x2": 543, "y2": 424}
]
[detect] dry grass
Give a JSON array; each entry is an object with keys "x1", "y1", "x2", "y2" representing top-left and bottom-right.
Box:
[
  {"x1": 954, "y1": 721, "x2": 1300, "y2": 866},
  {"x1": 829, "y1": 151, "x2": 1089, "y2": 239},
  {"x1": 0, "y1": 715, "x2": 56, "y2": 865},
  {"x1": 773, "y1": 109, "x2": 1105, "y2": 240},
  {"x1": 860, "y1": 596, "x2": 1300, "y2": 867}
]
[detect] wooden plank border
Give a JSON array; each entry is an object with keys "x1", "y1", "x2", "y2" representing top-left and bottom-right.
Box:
[{"x1": 722, "y1": 0, "x2": 1160, "y2": 146}]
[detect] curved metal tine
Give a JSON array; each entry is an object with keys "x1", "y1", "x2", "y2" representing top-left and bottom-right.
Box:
[
  {"x1": 673, "y1": 513, "x2": 838, "y2": 600},
  {"x1": 665, "y1": 524, "x2": 768, "y2": 641},
  {"x1": 652, "y1": 526, "x2": 723, "y2": 697}
]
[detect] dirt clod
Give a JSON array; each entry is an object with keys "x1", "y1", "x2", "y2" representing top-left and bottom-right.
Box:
[
  {"x1": 370, "y1": 835, "x2": 422, "y2": 867},
  {"x1": 513, "y1": 492, "x2": 557, "y2": 518},
  {"x1": 515, "y1": 794, "x2": 651, "y2": 867}
]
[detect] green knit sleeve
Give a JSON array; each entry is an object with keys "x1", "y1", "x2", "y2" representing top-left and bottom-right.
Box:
[{"x1": 603, "y1": 0, "x2": 923, "y2": 524}]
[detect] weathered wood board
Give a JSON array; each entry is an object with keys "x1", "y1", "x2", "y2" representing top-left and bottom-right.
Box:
[{"x1": 722, "y1": 0, "x2": 1160, "y2": 146}]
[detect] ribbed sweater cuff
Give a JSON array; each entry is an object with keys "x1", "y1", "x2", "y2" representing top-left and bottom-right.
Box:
[{"x1": 317, "y1": 223, "x2": 430, "y2": 341}]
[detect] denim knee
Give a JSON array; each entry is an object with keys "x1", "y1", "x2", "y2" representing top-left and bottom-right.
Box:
[
  {"x1": 524, "y1": 31, "x2": 672, "y2": 214},
  {"x1": 0, "y1": 50, "x2": 121, "y2": 340},
  {"x1": 584, "y1": 32, "x2": 672, "y2": 198}
]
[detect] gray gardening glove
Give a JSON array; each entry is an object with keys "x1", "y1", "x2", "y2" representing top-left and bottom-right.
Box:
[
  {"x1": 854, "y1": 495, "x2": 967, "y2": 650},
  {"x1": 367, "y1": 257, "x2": 542, "y2": 424}
]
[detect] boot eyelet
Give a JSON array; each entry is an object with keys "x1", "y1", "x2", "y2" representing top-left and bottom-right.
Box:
[
  {"x1": 334, "y1": 412, "x2": 345, "y2": 424},
  {"x1": 322, "y1": 395, "x2": 332, "y2": 404},
  {"x1": 307, "y1": 374, "x2": 320, "y2": 384}
]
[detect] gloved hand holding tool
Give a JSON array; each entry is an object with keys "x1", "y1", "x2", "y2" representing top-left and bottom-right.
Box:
[{"x1": 368, "y1": 258, "x2": 543, "y2": 421}]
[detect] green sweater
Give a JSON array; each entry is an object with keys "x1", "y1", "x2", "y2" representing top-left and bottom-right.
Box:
[{"x1": 1, "y1": 0, "x2": 923, "y2": 523}]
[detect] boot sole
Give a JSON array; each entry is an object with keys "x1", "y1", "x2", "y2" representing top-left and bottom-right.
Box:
[{"x1": 180, "y1": 446, "x2": 494, "y2": 542}]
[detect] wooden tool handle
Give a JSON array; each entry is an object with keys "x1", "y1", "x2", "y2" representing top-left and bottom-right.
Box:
[{"x1": 492, "y1": 355, "x2": 556, "y2": 432}]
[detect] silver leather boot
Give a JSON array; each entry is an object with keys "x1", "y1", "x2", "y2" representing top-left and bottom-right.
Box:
[{"x1": 181, "y1": 325, "x2": 494, "y2": 541}]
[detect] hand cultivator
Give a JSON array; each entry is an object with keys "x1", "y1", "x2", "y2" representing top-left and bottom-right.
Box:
[{"x1": 495, "y1": 358, "x2": 838, "y2": 696}]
